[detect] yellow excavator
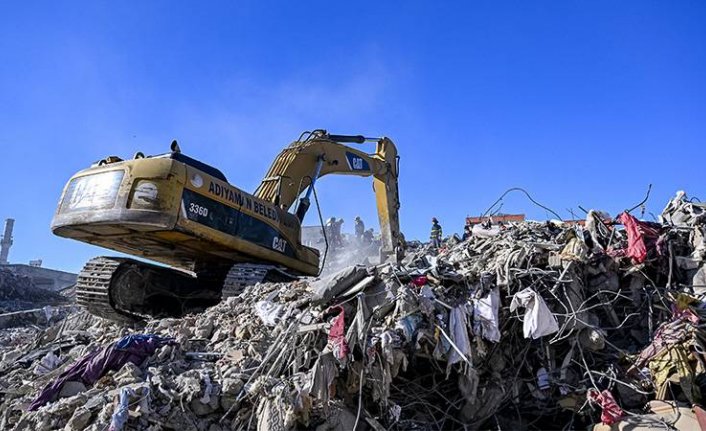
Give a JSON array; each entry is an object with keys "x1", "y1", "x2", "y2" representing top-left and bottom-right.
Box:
[{"x1": 51, "y1": 130, "x2": 403, "y2": 321}]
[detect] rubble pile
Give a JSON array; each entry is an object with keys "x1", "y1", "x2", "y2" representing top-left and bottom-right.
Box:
[
  {"x1": 0, "y1": 269, "x2": 69, "y2": 313},
  {"x1": 0, "y1": 269, "x2": 73, "y2": 329},
  {"x1": 1, "y1": 192, "x2": 706, "y2": 430}
]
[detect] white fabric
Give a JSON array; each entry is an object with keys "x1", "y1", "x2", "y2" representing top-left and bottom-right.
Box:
[
  {"x1": 34, "y1": 352, "x2": 63, "y2": 376},
  {"x1": 447, "y1": 305, "x2": 472, "y2": 367},
  {"x1": 42, "y1": 305, "x2": 54, "y2": 322},
  {"x1": 510, "y1": 287, "x2": 559, "y2": 339},
  {"x1": 473, "y1": 287, "x2": 501, "y2": 342},
  {"x1": 254, "y1": 300, "x2": 283, "y2": 327}
]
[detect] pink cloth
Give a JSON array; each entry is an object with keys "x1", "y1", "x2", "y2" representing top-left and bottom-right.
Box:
[
  {"x1": 411, "y1": 276, "x2": 428, "y2": 287},
  {"x1": 587, "y1": 389, "x2": 624, "y2": 425},
  {"x1": 617, "y1": 212, "x2": 661, "y2": 263},
  {"x1": 327, "y1": 306, "x2": 350, "y2": 362}
]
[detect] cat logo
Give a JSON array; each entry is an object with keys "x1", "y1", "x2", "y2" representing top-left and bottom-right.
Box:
[
  {"x1": 345, "y1": 151, "x2": 370, "y2": 171},
  {"x1": 272, "y1": 237, "x2": 287, "y2": 253},
  {"x1": 351, "y1": 157, "x2": 363, "y2": 170}
]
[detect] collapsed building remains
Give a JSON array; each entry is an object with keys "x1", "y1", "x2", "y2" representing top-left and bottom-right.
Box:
[{"x1": 1, "y1": 191, "x2": 705, "y2": 430}]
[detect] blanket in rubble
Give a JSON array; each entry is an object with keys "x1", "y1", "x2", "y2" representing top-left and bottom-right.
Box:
[{"x1": 28, "y1": 334, "x2": 173, "y2": 411}]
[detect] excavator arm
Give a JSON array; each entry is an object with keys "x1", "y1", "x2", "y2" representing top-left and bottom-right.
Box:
[{"x1": 254, "y1": 130, "x2": 403, "y2": 262}]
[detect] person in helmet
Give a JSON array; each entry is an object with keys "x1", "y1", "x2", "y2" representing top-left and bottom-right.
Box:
[
  {"x1": 354, "y1": 216, "x2": 365, "y2": 242},
  {"x1": 462, "y1": 224, "x2": 473, "y2": 241},
  {"x1": 325, "y1": 217, "x2": 336, "y2": 247},
  {"x1": 430, "y1": 217, "x2": 443, "y2": 248},
  {"x1": 363, "y1": 228, "x2": 374, "y2": 245},
  {"x1": 333, "y1": 218, "x2": 345, "y2": 248}
]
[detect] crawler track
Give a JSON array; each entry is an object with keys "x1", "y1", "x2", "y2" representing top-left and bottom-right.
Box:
[
  {"x1": 75, "y1": 257, "x2": 144, "y2": 322},
  {"x1": 76, "y1": 257, "x2": 298, "y2": 322}
]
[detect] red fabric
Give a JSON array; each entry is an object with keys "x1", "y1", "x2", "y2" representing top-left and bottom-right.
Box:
[
  {"x1": 411, "y1": 276, "x2": 428, "y2": 287},
  {"x1": 617, "y1": 212, "x2": 661, "y2": 264},
  {"x1": 587, "y1": 389, "x2": 624, "y2": 425},
  {"x1": 327, "y1": 306, "x2": 350, "y2": 362}
]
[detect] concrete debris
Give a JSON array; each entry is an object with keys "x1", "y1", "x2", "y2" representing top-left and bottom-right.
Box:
[
  {"x1": 2, "y1": 191, "x2": 706, "y2": 430},
  {"x1": 0, "y1": 305, "x2": 76, "y2": 330},
  {"x1": 0, "y1": 268, "x2": 69, "y2": 313}
]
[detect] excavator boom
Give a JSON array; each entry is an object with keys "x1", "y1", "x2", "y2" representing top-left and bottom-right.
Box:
[{"x1": 255, "y1": 130, "x2": 403, "y2": 261}]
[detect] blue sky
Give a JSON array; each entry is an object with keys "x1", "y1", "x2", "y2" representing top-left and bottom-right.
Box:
[{"x1": 1, "y1": 1, "x2": 704, "y2": 272}]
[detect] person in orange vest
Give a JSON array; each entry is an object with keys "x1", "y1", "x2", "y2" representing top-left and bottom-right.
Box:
[{"x1": 430, "y1": 217, "x2": 443, "y2": 248}]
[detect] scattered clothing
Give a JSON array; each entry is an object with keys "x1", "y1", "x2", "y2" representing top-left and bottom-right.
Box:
[
  {"x1": 510, "y1": 288, "x2": 559, "y2": 339},
  {"x1": 615, "y1": 212, "x2": 662, "y2": 264},
  {"x1": 447, "y1": 305, "x2": 472, "y2": 370},
  {"x1": 29, "y1": 334, "x2": 173, "y2": 411},
  {"x1": 472, "y1": 287, "x2": 501, "y2": 342},
  {"x1": 587, "y1": 389, "x2": 624, "y2": 425},
  {"x1": 326, "y1": 306, "x2": 350, "y2": 365}
]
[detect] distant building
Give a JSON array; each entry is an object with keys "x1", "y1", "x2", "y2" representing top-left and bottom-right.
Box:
[
  {"x1": 0, "y1": 218, "x2": 77, "y2": 291},
  {"x1": 2, "y1": 264, "x2": 76, "y2": 292},
  {"x1": 466, "y1": 213, "x2": 525, "y2": 226}
]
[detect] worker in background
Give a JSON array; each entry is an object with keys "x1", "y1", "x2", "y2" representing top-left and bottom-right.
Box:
[
  {"x1": 430, "y1": 217, "x2": 443, "y2": 248},
  {"x1": 354, "y1": 216, "x2": 365, "y2": 242},
  {"x1": 363, "y1": 228, "x2": 374, "y2": 245},
  {"x1": 462, "y1": 225, "x2": 472, "y2": 241},
  {"x1": 333, "y1": 218, "x2": 345, "y2": 248},
  {"x1": 325, "y1": 217, "x2": 336, "y2": 246}
]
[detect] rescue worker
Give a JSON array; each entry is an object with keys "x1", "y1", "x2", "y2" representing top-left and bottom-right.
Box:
[
  {"x1": 325, "y1": 217, "x2": 336, "y2": 247},
  {"x1": 462, "y1": 224, "x2": 472, "y2": 241},
  {"x1": 354, "y1": 216, "x2": 365, "y2": 242},
  {"x1": 333, "y1": 218, "x2": 344, "y2": 248},
  {"x1": 363, "y1": 228, "x2": 374, "y2": 245},
  {"x1": 430, "y1": 217, "x2": 443, "y2": 248}
]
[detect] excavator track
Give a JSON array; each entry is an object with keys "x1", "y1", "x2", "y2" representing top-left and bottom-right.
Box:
[
  {"x1": 76, "y1": 257, "x2": 299, "y2": 322},
  {"x1": 222, "y1": 264, "x2": 298, "y2": 297},
  {"x1": 76, "y1": 257, "x2": 222, "y2": 322},
  {"x1": 75, "y1": 257, "x2": 144, "y2": 322}
]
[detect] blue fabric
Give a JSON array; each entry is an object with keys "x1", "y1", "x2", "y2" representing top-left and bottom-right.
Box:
[
  {"x1": 108, "y1": 387, "x2": 133, "y2": 431},
  {"x1": 115, "y1": 334, "x2": 169, "y2": 350}
]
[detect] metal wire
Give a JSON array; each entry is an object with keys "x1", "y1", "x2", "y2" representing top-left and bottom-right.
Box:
[{"x1": 481, "y1": 187, "x2": 564, "y2": 221}]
